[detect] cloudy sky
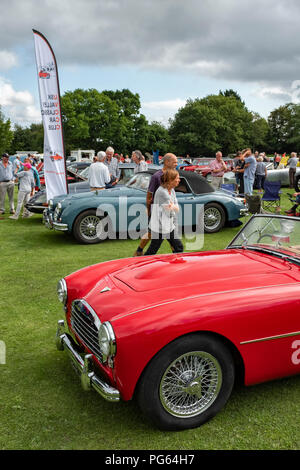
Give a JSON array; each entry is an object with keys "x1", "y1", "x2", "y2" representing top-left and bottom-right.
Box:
[{"x1": 1, "y1": 0, "x2": 300, "y2": 128}]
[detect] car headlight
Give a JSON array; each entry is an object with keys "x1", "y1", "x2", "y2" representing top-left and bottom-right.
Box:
[
  {"x1": 98, "y1": 322, "x2": 116, "y2": 362},
  {"x1": 49, "y1": 199, "x2": 54, "y2": 209},
  {"x1": 54, "y1": 202, "x2": 62, "y2": 221},
  {"x1": 57, "y1": 278, "x2": 67, "y2": 304}
]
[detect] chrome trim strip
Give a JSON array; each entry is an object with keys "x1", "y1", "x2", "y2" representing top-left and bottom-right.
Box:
[{"x1": 240, "y1": 330, "x2": 300, "y2": 345}]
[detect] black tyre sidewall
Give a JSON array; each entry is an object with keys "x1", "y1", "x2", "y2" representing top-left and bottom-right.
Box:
[{"x1": 137, "y1": 334, "x2": 235, "y2": 431}]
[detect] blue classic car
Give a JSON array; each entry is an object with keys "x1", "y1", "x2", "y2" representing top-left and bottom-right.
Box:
[{"x1": 43, "y1": 170, "x2": 247, "y2": 244}]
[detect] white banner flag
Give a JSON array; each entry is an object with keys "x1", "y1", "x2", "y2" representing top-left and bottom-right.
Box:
[{"x1": 33, "y1": 29, "x2": 68, "y2": 200}]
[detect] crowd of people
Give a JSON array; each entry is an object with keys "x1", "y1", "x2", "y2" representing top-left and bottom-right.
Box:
[
  {"x1": 229, "y1": 149, "x2": 299, "y2": 195},
  {"x1": 88, "y1": 147, "x2": 148, "y2": 191},
  {"x1": 1, "y1": 147, "x2": 300, "y2": 255},
  {"x1": 0, "y1": 153, "x2": 41, "y2": 219}
]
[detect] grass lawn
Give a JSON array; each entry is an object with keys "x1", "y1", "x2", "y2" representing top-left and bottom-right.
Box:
[{"x1": 0, "y1": 188, "x2": 299, "y2": 450}]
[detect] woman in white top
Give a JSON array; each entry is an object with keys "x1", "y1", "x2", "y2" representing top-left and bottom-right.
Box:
[{"x1": 145, "y1": 169, "x2": 183, "y2": 255}]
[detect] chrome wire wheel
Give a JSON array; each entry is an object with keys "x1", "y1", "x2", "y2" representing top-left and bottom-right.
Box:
[
  {"x1": 79, "y1": 215, "x2": 102, "y2": 241},
  {"x1": 159, "y1": 351, "x2": 222, "y2": 418},
  {"x1": 204, "y1": 207, "x2": 222, "y2": 231}
]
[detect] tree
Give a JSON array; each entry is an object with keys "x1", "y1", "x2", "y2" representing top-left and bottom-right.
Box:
[
  {"x1": 61, "y1": 88, "x2": 120, "y2": 155},
  {"x1": 0, "y1": 107, "x2": 13, "y2": 155},
  {"x1": 267, "y1": 103, "x2": 300, "y2": 153},
  {"x1": 146, "y1": 121, "x2": 171, "y2": 155},
  {"x1": 169, "y1": 93, "x2": 253, "y2": 157},
  {"x1": 61, "y1": 88, "x2": 150, "y2": 155},
  {"x1": 10, "y1": 123, "x2": 43, "y2": 154},
  {"x1": 248, "y1": 112, "x2": 269, "y2": 152}
]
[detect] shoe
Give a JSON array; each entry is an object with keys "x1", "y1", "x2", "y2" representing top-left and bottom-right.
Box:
[
  {"x1": 10, "y1": 210, "x2": 15, "y2": 214},
  {"x1": 133, "y1": 249, "x2": 144, "y2": 256},
  {"x1": 285, "y1": 210, "x2": 295, "y2": 215},
  {"x1": 9, "y1": 215, "x2": 18, "y2": 220},
  {"x1": 0, "y1": 210, "x2": 5, "y2": 215},
  {"x1": 22, "y1": 212, "x2": 33, "y2": 218}
]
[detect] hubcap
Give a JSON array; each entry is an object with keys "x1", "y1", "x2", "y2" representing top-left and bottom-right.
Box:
[{"x1": 160, "y1": 351, "x2": 222, "y2": 418}]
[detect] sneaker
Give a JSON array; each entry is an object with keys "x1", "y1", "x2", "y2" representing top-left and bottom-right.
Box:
[
  {"x1": 285, "y1": 210, "x2": 295, "y2": 215},
  {"x1": 22, "y1": 211, "x2": 34, "y2": 218},
  {"x1": 10, "y1": 210, "x2": 15, "y2": 214},
  {"x1": 9, "y1": 215, "x2": 18, "y2": 220},
  {"x1": 0, "y1": 210, "x2": 5, "y2": 215}
]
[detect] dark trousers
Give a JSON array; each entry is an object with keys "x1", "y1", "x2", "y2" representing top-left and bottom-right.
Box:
[
  {"x1": 256, "y1": 174, "x2": 265, "y2": 190},
  {"x1": 145, "y1": 230, "x2": 184, "y2": 256},
  {"x1": 289, "y1": 168, "x2": 296, "y2": 188}
]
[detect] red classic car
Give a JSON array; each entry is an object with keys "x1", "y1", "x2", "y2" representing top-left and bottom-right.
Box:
[
  {"x1": 183, "y1": 158, "x2": 214, "y2": 172},
  {"x1": 55, "y1": 214, "x2": 300, "y2": 430}
]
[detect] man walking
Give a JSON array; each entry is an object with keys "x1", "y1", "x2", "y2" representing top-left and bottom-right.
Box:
[
  {"x1": 88, "y1": 151, "x2": 111, "y2": 191},
  {"x1": 0, "y1": 153, "x2": 15, "y2": 214}
]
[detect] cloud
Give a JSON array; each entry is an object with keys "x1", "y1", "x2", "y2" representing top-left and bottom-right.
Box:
[
  {"x1": 142, "y1": 98, "x2": 187, "y2": 111},
  {"x1": 0, "y1": 50, "x2": 18, "y2": 70},
  {"x1": 0, "y1": 78, "x2": 41, "y2": 125},
  {"x1": 0, "y1": 0, "x2": 299, "y2": 86}
]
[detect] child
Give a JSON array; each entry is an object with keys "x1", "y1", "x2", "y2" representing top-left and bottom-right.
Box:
[{"x1": 9, "y1": 163, "x2": 35, "y2": 220}]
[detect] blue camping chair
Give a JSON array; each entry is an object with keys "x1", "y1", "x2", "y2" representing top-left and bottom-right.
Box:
[
  {"x1": 261, "y1": 180, "x2": 281, "y2": 212},
  {"x1": 221, "y1": 183, "x2": 236, "y2": 194}
]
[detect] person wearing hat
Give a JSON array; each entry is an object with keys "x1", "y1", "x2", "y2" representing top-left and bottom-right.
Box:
[
  {"x1": 9, "y1": 163, "x2": 35, "y2": 220},
  {"x1": 0, "y1": 153, "x2": 15, "y2": 214}
]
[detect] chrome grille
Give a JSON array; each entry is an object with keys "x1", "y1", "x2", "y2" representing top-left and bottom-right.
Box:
[{"x1": 71, "y1": 300, "x2": 102, "y2": 360}]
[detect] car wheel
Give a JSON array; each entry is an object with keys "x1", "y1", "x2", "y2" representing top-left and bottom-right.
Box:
[
  {"x1": 73, "y1": 209, "x2": 110, "y2": 244},
  {"x1": 294, "y1": 175, "x2": 300, "y2": 192},
  {"x1": 137, "y1": 334, "x2": 235, "y2": 431},
  {"x1": 204, "y1": 203, "x2": 226, "y2": 233}
]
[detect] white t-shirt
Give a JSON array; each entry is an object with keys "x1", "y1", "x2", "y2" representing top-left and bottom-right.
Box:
[
  {"x1": 149, "y1": 186, "x2": 179, "y2": 234},
  {"x1": 88, "y1": 162, "x2": 110, "y2": 188}
]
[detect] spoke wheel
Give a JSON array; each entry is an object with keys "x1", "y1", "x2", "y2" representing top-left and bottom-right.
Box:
[
  {"x1": 73, "y1": 209, "x2": 109, "y2": 244},
  {"x1": 79, "y1": 215, "x2": 102, "y2": 241},
  {"x1": 137, "y1": 334, "x2": 235, "y2": 430},
  {"x1": 160, "y1": 351, "x2": 222, "y2": 418},
  {"x1": 204, "y1": 203, "x2": 225, "y2": 233}
]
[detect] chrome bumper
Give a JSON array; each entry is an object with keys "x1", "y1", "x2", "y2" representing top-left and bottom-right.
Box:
[
  {"x1": 55, "y1": 320, "x2": 120, "y2": 402},
  {"x1": 240, "y1": 207, "x2": 248, "y2": 216},
  {"x1": 43, "y1": 209, "x2": 68, "y2": 231}
]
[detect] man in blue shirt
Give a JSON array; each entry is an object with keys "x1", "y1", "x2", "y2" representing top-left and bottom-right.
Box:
[
  {"x1": 243, "y1": 148, "x2": 257, "y2": 195},
  {"x1": 0, "y1": 153, "x2": 15, "y2": 214}
]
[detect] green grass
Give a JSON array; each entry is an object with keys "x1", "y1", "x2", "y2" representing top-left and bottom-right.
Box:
[{"x1": 0, "y1": 188, "x2": 299, "y2": 450}]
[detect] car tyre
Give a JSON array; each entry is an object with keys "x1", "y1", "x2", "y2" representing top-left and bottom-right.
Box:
[
  {"x1": 73, "y1": 209, "x2": 111, "y2": 244},
  {"x1": 204, "y1": 202, "x2": 226, "y2": 233},
  {"x1": 137, "y1": 334, "x2": 235, "y2": 431}
]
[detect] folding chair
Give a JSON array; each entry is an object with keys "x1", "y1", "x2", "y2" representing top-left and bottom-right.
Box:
[
  {"x1": 221, "y1": 183, "x2": 236, "y2": 194},
  {"x1": 261, "y1": 181, "x2": 281, "y2": 213}
]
